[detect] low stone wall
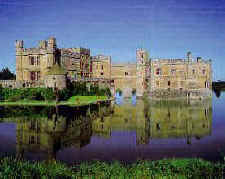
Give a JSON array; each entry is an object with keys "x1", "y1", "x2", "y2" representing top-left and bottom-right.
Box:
[
  {"x1": 0, "y1": 80, "x2": 18, "y2": 88},
  {"x1": 0, "y1": 78, "x2": 114, "y2": 96},
  {"x1": 0, "y1": 80, "x2": 45, "y2": 88}
]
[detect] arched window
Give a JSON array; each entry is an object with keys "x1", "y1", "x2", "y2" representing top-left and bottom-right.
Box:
[{"x1": 156, "y1": 68, "x2": 161, "y2": 75}]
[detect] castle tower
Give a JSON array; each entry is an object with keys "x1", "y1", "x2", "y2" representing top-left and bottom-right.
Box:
[
  {"x1": 15, "y1": 40, "x2": 24, "y2": 50},
  {"x1": 187, "y1": 51, "x2": 192, "y2": 63},
  {"x1": 136, "y1": 49, "x2": 149, "y2": 97},
  {"x1": 45, "y1": 37, "x2": 57, "y2": 72},
  {"x1": 39, "y1": 40, "x2": 47, "y2": 49},
  {"x1": 47, "y1": 37, "x2": 57, "y2": 50},
  {"x1": 15, "y1": 40, "x2": 24, "y2": 81}
]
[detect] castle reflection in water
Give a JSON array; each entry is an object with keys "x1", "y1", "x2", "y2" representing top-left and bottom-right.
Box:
[{"x1": 0, "y1": 97, "x2": 212, "y2": 162}]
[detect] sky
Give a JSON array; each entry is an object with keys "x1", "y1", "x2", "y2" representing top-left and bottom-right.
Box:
[{"x1": 0, "y1": 0, "x2": 225, "y2": 80}]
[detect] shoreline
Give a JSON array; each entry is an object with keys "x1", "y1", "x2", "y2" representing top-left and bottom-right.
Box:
[{"x1": 0, "y1": 96, "x2": 114, "y2": 107}]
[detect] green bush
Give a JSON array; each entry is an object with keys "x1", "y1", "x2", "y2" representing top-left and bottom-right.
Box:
[
  {"x1": 41, "y1": 88, "x2": 56, "y2": 101},
  {"x1": 105, "y1": 87, "x2": 111, "y2": 97},
  {"x1": 0, "y1": 82, "x2": 111, "y2": 102},
  {"x1": 0, "y1": 88, "x2": 56, "y2": 102},
  {"x1": 58, "y1": 88, "x2": 71, "y2": 101},
  {"x1": 7, "y1": 94, "x2": 22, "y2": 102},
  {"x1": 0, "y1": 84, "x2": 3, "y2": 101}
]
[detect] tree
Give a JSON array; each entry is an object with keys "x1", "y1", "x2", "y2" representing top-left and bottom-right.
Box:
[{"x1": 0, "y1": 67, "x2": 16, "y2": 80}]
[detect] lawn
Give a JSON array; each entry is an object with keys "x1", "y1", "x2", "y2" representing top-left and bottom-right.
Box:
[
  {"x1": 0, "y1": 96, "x2": 110, "y2": 106},
  {"x1": 60, "y1": 96, "x2": 109, "y2": 106}
]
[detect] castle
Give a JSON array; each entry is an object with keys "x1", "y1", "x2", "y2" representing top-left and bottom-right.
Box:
[{"x1": 9, "y1": 37, "x2": 212, "y2": 98}]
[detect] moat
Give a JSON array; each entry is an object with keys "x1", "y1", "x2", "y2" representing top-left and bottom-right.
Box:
[{"x1": 0, "y1": 91, "x2": 224, "y2": 164}]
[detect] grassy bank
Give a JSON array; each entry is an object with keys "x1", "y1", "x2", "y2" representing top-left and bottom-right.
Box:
[
  {"x1": 0, "y1": 158, "x2": 224, "y2": 178},
  {"x1": 0, "y1": 96, "x2": 109, "y2": 106}
]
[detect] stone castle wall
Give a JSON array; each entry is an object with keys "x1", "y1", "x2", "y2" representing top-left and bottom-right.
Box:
[
  {"x1": 0, "y1": 80, "x2": 45, "y2": 88},
  {"x1": 149, "y1": 54, "x2": 212, "y2": 99},
  {"x1": 111, "y1": 64, "x2": 137, "y2": 97},
  {"x1": 91, "y1": 55, "x2": 111, "y2": 79},
  {"x1": 14, "y1": 37, "x2": 212, "y2": 98}
]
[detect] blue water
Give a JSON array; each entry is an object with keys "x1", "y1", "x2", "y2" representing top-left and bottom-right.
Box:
[{"x1": 0, "y1": 91, "x2": 224, "y2": 164}]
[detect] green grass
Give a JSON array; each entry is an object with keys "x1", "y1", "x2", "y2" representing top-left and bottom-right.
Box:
[
  {"x1": 61, "y1": 96, "x2": 109, "y2": 106},
  {"x1": 0, "y1": 158, "x2": 224, "y2": 178},
  {"x1": 0, "y1": 96, "x2": 110, "y2": 107},
  {"x1": 0, "y1": 99, "x2": 56, "y2": 106}
]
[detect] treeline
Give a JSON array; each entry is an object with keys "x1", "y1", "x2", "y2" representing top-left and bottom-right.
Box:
[
  {"x1": 0, "y1": 81, "x2": 111, "y2": 102},
  {"x1": 0, "y1": 67, "x2": 16, "y2": 80}
]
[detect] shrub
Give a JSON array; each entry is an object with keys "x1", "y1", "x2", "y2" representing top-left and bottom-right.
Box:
[
  {"x1": 41, "y1": 88, "x2": 56, "y2": 101},
  {"x1": 58, "y1": 88, "x2": 71, "y2": 101},
  {"x1": 7, "y1": 94, "x2": 22, "y2": 102},
  {"x1": 0, "y1": 84, "x2": 3, "y2": 101},
  {"x1": 105, "y1": 87, "x2": 111, "y2": 97}
]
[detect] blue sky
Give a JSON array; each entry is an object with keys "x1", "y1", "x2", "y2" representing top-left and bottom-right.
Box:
[{"x1": 0, "y1": 0, "x2": 225, "y2": 80}]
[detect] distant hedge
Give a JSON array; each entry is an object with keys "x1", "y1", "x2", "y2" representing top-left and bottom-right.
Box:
[
  {"x1": 0, "y1": 87, "x2": 56, "y2": 102},
  {"x1": 0, "y1": 82, "x2": 111, "y2": 102}
]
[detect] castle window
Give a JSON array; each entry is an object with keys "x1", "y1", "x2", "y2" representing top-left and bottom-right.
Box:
[
  {"x1": 37, "y1": 56, "x2": 40, "y2": 66},
  {"x1": 101, "y1": 65, "x2": 104, "y2": 70},
  {"x1": 202, "y1": 69, "x2": 206, "y2": 75},
  {"x1": 205, "y1": 81, "x2": 209, "y2": 88},
  {"x1": 101, "y1": 72, "x2": 104, "y2": 76},
  {"x1": 168, "y1": 81, "x2": 171, "y2": 86},
  {"x1": 90, "y1": 62, "x2": 92, "y2": 72},
  {"x1": 37, "y1": 71, "x2": 40, "y2": 80},
  {"x1": 192, "y1": 69, "x2": 195, "y2": 75},
  {"x1": 30, "y1": 56, "x2": 35, "y2": 65},
  {"x1": 30, "y1": 71, "x2": 35, "y2": 81},
  {"x1": 125, "y1": 72, "x2": 128, "y2": 76},
  {"x1": 156, "y1": 68, "x2": 161, "y2": 75},
  {"x1": 171, "y1": 69, "x2": 176, "y2": 75}
]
